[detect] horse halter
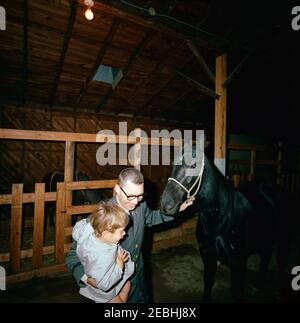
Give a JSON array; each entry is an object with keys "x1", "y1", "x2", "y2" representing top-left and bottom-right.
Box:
[{"x1": 168, "y1": 156, "x2": 205, "y2": 199}]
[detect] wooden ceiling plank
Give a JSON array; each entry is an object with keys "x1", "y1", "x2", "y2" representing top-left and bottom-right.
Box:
[
  {"x1": 126, "y1": 40, "x2": 185, "y2": 108},
  {"x1": 132, "y1": 57, "x2": 194, "y2": 116},
  {"x1": 122, "y1": 30, "x2": 154, "y2": 76},
  {"x1": 75, "y1": 18, "x2": 121, "y2": 108},
  {"x1": 49, "y1": 2, "x2": 78, "y2": 108},
  {"x1": 22, "y1": 0, "x2": 28, "y2": 106},
  {"x1": 96, "y1": 29, "x2": 154, "y2": 112},
  {"x1": 155, "y1": 87, "x2": 193, "y2": 118}
]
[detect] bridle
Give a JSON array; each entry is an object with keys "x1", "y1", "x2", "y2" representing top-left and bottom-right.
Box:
[{"x1": 168, "y1": 156, "x2": 205, "y2": 199}]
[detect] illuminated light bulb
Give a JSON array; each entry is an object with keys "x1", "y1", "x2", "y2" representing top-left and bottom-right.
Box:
[{"x1": 85, "y1": 7, "x2": 94, "y2": 20}]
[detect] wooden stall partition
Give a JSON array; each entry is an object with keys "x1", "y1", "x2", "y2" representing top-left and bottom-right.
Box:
[
  {"x1": 55, "y1": 182, "x2": 66, "y2": 264},
  {"x1": 32, "y1": 183, "x2": 45, "y2": 269},
  {"x1": 64, "y1": 141, "x2": 75, "y2": 230},
  {"x1": 9, "y1": 184, "x2": 23, "y2": 273}
]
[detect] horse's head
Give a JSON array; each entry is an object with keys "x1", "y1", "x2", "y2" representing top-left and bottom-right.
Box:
[
  {"x1": 160, "y1": 146, "x2": 205, "y2": 215},
  {"x1": 76, "y1": 171, "x2": 105, "y2": 204}
]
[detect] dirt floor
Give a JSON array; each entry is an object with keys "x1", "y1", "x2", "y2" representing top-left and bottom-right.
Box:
[{"x1": 1, "y1": 237, "x2": 299, "y2": 303}]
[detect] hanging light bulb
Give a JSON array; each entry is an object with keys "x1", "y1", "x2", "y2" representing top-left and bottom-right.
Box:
[
  {"x1": 84, "y1": 0, "x2": 94, "y2": 21},
  {"x1": 85, "y1": 7, "x2": 94, "y2": 20}
]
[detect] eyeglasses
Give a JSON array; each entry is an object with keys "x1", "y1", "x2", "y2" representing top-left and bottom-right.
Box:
[{"x1": 119, "y1": 185, "x2": 144, "y2": 201}]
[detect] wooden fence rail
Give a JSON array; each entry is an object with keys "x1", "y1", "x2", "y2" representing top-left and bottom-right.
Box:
[{"x1": 0, "y1": 179, "x2": 117, "y2": 283}]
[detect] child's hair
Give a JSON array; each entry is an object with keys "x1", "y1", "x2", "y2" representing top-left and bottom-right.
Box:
[{"x1": 89, "y1": 202, "x2": 129, "y2": 237}]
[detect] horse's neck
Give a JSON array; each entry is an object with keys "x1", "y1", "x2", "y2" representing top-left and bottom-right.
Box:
[{"x1": 197, "y1": 158, "x2": 232, "y2": 210}]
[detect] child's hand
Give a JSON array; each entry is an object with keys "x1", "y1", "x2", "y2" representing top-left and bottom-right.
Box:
[
  {"x1": 87, "y1": 277, "x2": 97, "y2": 288},
  {"x1": 117, "y1": 250, "x2": 129, "y2": 270}
]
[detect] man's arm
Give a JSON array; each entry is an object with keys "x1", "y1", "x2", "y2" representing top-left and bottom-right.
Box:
[
  {"x1": 144, "y1": 197, "x2": 194, "y2": 227},
  {"x1": 65, "y1": 241, "x2": 86, "y2": 288}
]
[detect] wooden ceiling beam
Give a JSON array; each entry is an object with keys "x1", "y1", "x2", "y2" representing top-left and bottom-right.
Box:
[
  {"x1": 75, "y1": 18, "x2": 121, "y2": 108},
  {"x1": 96, "y1": 29, "x2": 154, "y2": 112},
  {"x1": 78, "y1": 0, "x2": 229, "y2": 51},
  {"x1": 49, "y1": 1, "x2": 78, "y2": 108},
  {"x1": 21, "y1": 0, "x2": 28, "y2": 106},
  {"x1": 223, "y1": 50, "x2": 255, "y2": 88},
  {"x1": 176, "y1": 70, "x2": 220, "y2": 100},
  {"x1": 187, "y1": 41, "x2": 215, "y2": 84}
]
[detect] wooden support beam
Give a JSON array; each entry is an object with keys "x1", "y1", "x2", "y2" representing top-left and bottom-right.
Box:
[
  {"x1": 64, "y1": 141, "x2": 75, "y2": 229},
  {"x1": 10, "y1": 184, "x2": 23, "y2": 273},
  {"x1": 6, "y1": 264, "x2": 68, "y2": 285},
  {"x1": 176, "y1": 70, "x2": 220, "y2": 100},
  {"x1": 55, "y1": 183, "x2": 66, "y2": 264},
  {"x1": 0, "y1": 129, "x2": 183, "y2": 145},
  {"x1": 228, "y1": 143, "x2": 276, "y2": 151},
  {"x1": 250, "y1": 148, "x2": 256, "y2": 177},
  {"x1": 67, "y1": 204, "x2": 99, "y2": 216},
  {"x1": 49, "y1": 2, "x2": 78, "y2": 107},
  {"x1": 96, "y1": 30, "x2": 154, "y2": 112},
  {"x1": 132, "y1": 128, "x2": 141, "y2": 171},
  {"x1": 0, "y1": 192, "x2": 56, "y2": 205},
  {"x1": 76, "y1": 18, "x2": 121, "y2": 107},
  {"x1": 230, "y1": 159, "x2": 280, "y2": 166},
  {"x1": 21, "y1": 0, "x2": 28, "y2": 106},
  {"x1": 32, "y1": 183, "x2": 45, "y2": 269},
  {"x1": 66, "y1": 179, "x2": 117, "y2": 190},
  {"x1": 214, "y1": 54, "x2": 227, "y2": 176},
  {"x1": 0, "y1": 244, "x2": 72, "y2": 263},
  {"x1": 223, "y1": 50, "x2": 254, "y2": 88},
  {"x1": 186, "y1": 41, "x2": 215, "y2": 83},
  {"x1": 277, "y1": 141, "x2": 283, "y2": 184}
]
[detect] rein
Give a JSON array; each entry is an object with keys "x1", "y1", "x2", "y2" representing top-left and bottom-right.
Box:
[{"x1": 168, "y1": 156, "x2": 205, "y2": 199}]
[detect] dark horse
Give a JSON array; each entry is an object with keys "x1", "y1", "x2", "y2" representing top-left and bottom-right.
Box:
[
  {"x1": 160, "y1": 148, "x2": 294, "y2": 302},
  {"x1": 42, "y1": 171, "x2": 105, "y2": 226}
]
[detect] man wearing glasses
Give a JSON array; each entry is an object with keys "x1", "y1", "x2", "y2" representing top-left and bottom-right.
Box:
[{"x1": 66, "y1": 168, "x2": 194, "y2": 303}]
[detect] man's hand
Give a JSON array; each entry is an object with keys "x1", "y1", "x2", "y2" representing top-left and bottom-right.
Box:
[{"x1": 179, "y1": 197, "x2": 195, "y2": 212}]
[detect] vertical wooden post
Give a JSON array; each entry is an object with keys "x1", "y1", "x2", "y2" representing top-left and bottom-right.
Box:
[
  {"x1": 250, "y1": 147, "x2": 256, "y2": 179},
  {"x1": 10, "y1": 184, "x2": 23, "y2": 273},
  {"x1": 214, "y1": 54, "x2": 227, "y2": 176},
  {"x1": 277, "y1": 141, "x2": 283, "y2": 185},
  {"x1": 55, "y1": 182, "x2": 66, "y2": 264},
  {"x1": 64, "y1": 141, "x2": 75, "y2": 228},
  {"x1": 133, "y1": 128, "x2": 141, "y2": 172},
  {"x1": 32, "y1": 183, "x2": 45, "y2": 269},
  {"x1": 232, "y1": 174, "x2": 240, "y2": 189}
]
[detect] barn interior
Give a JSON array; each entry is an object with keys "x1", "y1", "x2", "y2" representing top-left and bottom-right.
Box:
[{"x1": 0, "y1": 0, "x2": 299, "y2": 303}]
